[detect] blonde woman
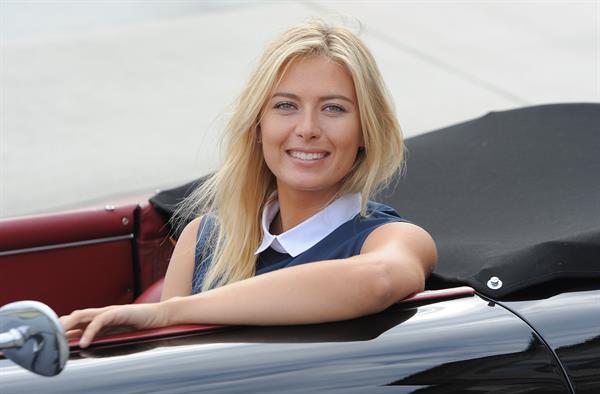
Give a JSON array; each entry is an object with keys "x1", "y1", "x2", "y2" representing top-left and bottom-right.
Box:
[{"x1": 61, "y1": 20, "x2": 437, "y2": 348}]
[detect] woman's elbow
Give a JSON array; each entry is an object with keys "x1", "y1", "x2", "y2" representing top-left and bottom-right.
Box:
[
  {"x1": 362, "y1": 259, "x2": 428, "y2": 313},
  {"x1": 367, "y1": 268, "x2": 396, "y2": 312}
]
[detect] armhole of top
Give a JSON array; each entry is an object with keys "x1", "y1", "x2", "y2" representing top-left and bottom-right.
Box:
[
  {"x1": 194, "y1": 216, "x2": 211, "y2": 261},
  {"x1": 192, "y1": 215, "x2": 216, "y2": 293}
]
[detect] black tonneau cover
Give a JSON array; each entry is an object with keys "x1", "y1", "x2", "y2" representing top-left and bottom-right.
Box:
[{"x1": 152, "y1": 103, "x2": 600, "y2": 297}]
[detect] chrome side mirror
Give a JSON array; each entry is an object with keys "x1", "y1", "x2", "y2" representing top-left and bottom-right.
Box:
[{"x1": 0, "y1": 301, "x2": 68, "y2": 376}]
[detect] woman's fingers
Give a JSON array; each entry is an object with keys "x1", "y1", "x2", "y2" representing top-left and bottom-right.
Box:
[
  {"x1": 60, "y1": 303, "x2": 168, "y2": 348},
  {"x1": 79, "y1": 311, "x2": 115, "y2": 348},
  {"x1": 60, "y1": 311, "x2": 92, "y2": 332},
  {"x1": 60, "y1": 306, "x2": 119, "y2": 335},
  {"x1": 65, "y1": 329, "x2": 83, "y2": 340},
  {"x1": 78, "y1": 305, "x2": 150, "y2": 348}
]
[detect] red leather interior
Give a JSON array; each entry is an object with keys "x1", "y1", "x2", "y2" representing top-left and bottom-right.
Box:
[
  {"x1": 134, "y1": 277, "x2": 165, "y2": 304},
  {"x1": 0, "y1": 205, "x2": 135, "y2": 252},
  {"x1": 398, "y1": 286, "x2": 475, "y2": 304},
  {"x1": 0, "y1": 204, "x2": 139, "y2": 316},
  {"x1": 1, "y1": 239, "x2": 135, "y2": 316},
  {"x1": 135, "y1": 203, "x2": 173, "y2": 292}
]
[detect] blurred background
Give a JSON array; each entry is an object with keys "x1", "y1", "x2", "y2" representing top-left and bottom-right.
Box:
[{"x1": 1, "y1": 0, "x2": 599, "y2": 218}]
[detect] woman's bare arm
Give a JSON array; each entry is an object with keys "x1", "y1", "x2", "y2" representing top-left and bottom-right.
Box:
[
  {"x1": 160, "y1": 217, "x2": 201, "y2": 301},
  {"x1": 62, "y1": 221, "x2": 436, "y2": 347},
  {"x1": 165, "y1": 221, "x2": 436, "y2": 325}
]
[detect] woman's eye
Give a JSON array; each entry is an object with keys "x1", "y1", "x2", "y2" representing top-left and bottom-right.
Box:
[
  {"x1": 274, "y1": 102, "x2": 296, "y2": 111},
  {"x1": 324, "y1": 104, "x2": 345, "y2": 113}
]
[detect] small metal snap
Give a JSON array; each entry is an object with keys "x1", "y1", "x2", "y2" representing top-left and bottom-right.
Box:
[
  {"x1": 104, "y1": 205, "x2": 115, "y2": 212},
  {"x1": 122, "y1": 217, "x2": 129, "y2": 226},
  {"x1": 487, "y1": 276, "x2": 503, "y2": 290}
]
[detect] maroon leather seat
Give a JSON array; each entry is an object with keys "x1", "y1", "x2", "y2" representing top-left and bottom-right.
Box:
[{"x1": 134, "y1": 277, "x2": 165, "y2": 304}]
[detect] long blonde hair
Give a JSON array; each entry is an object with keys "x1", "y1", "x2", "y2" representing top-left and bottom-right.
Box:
[{"x1": 177, "y1": 20, "x2": 404, "y2": 291}]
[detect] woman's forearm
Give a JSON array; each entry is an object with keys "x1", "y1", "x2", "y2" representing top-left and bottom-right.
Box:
[{"x1": 163, "y1": 253, "x2": 424, "y2": 326}]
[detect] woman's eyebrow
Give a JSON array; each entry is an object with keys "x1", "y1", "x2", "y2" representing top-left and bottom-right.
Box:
[
  {"x1": 272, "y1": 92, "x2": 355, "y2": 105},
  {"x1": 321, "y1": 94, "x2": 355, "y2": 104}
]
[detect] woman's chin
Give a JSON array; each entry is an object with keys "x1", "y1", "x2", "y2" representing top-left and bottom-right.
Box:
[{"x1": 276, "y1": 180, "x2": 341, "y2": 196}]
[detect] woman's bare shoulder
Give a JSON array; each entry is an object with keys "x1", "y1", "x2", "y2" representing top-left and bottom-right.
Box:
[
  {"x1": 161, "y1": 216, "x2": 204, "y2": 300},
  {"x1": 180, "y1": 217, "x2": 203, "y2": 240}
]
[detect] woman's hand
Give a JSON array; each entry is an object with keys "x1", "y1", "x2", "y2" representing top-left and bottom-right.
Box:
[{"x1": 60, "y1": 303, "x2": 170, "y2": 348}]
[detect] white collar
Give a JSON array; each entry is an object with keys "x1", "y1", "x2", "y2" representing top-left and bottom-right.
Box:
[{"x1": 255, "y1": 193, "x2": 361, "y2": 257}]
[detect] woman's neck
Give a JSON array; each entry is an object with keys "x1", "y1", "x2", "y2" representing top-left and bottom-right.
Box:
[{"x1": 274, "y1": 185, "x2": 340, "y2": 234}]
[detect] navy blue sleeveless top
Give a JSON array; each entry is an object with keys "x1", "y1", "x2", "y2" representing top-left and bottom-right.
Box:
[{"x1": 191, "y1": 201, "x2": 407, "y2": 294}]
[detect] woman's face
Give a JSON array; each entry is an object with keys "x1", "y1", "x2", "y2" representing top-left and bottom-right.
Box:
[{"x1": 260, "y1": 56, "x2": 362, "y2": 199}]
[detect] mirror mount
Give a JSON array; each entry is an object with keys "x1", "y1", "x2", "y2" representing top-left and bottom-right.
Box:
[{"x1": 0, "y1": 326, "x2": 30, "y2": 348}]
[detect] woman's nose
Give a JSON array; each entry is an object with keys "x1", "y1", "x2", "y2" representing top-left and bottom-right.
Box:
[{"x1": 295, "y1": 110, "x2": 321, "y2": 140}]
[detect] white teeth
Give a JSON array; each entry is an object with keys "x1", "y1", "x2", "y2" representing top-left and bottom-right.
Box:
[{"x1": 289, "y1": 151, "x2": 326, "y2": 160}]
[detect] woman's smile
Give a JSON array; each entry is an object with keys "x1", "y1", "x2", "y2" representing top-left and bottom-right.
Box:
[{"x1": 287, "y1": 150, "x2": 329, "y2": 161}]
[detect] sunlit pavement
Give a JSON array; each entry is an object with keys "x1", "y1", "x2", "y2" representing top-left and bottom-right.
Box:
[{"x1": 1, "y1": 1, "x2": 599, "y2": 217}]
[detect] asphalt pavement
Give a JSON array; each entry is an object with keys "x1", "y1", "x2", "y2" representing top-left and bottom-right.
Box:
[{"x1": 1, "y1": 0, "x2": 598, "y2": 217}]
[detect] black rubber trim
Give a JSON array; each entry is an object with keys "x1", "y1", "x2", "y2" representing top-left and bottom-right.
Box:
[{"x1": 478, "y1": 293, "x2": 575, "y2": 394}]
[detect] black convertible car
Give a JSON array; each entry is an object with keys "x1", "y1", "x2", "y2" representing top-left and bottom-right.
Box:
[{"x1": 1, "y1": 103, "x2": 599, "y2": 393}]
